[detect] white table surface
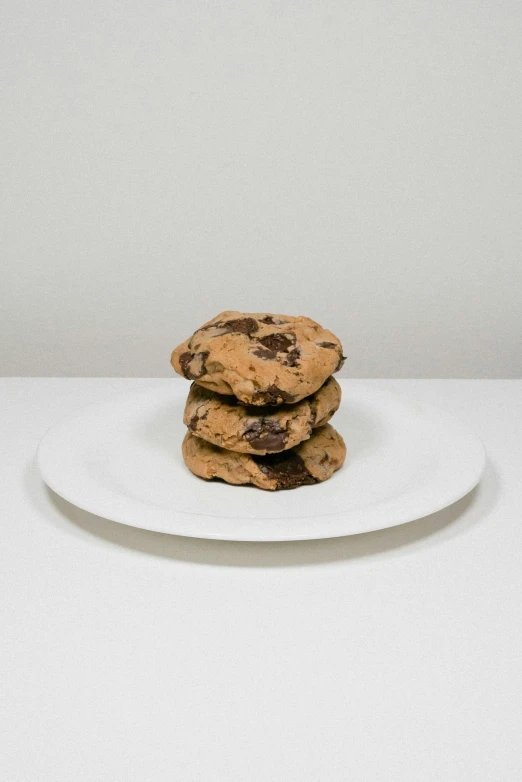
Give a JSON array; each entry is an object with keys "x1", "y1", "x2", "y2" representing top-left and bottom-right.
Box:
[{"x1": 1, "y1": 378, "x2": 521, "y2": 782}]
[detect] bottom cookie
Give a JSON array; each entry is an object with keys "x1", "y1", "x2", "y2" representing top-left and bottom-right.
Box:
[{"x1": 182, "y1": 423, "x2": 346, "y2": 491}]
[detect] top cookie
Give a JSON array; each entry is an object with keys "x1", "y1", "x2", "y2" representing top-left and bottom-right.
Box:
[{"x1": 171, "y1": 311, "x2": 345, "y2": 405}]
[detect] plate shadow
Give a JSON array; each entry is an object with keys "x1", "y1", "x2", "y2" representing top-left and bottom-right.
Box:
[{"x1": 26, "y1": 459, "x2": 499, "y2": 568}]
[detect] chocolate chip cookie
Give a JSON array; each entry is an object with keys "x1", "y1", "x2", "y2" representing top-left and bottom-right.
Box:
[
  {"x1": 171, "y1": 311, "x2": 345, "y2": 405},
  {"x1": 184, "y1": 376, "x2": 341, "y2": 455},
  {"x1": 182, "y1": 423, "x2": 346, "y2": 490}
]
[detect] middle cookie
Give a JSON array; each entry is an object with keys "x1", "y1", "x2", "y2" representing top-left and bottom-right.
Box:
[{"x1": 184, "y1": 376, "x2": 342, "y2": 455}]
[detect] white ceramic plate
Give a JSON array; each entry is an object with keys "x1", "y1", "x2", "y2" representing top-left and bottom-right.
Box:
[{"x1": 37, "y1": 381, "x2": 485, "y2": 541}]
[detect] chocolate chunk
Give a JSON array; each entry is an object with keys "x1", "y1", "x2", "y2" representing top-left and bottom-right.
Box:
[
  {"x1": 254, "y1": 451, "x2": 317, "y2": 490},
  {"x1": 282, "y1": 348, "x2": 300, "y2": 367},
  {"x1": 257, "y1": 333, "x2": 295, "y2": 353},
  {"x1": 320, "y1": 452, "x2": 330, "y2": 465},
  {"x1": 178, "y1": 351, "x2": 193, "y2": 379},
  {"x1": 335, "y1": 354, "x2": 346, "y2": 372},
  {"x1": 191, "y1": 350, "x2": 210, "y2": 378},
  {"x1": 252, "y1": 334, "x2": 299, "y2": 363},
  {"x1": 259, "y1": 315, "x2": 288, "y2": 325},
  {"x1": 220, "y1": 318, "x2": 259, "y2": 336},
  {"x1": 318, "y1": 341, "x2": 337, "y2": 349},
  {"x1": 189, "y1": 408, "x2": 209, "y2": 431},
  {"x1": 178, "y1": 350, "x2": 209, "y2": 379},
  {"x1": 252, "y1": 347, "x2": 277, "y2": 360},
  {"x1": 243, "y1": 418, "x2": 287, "y2": 452},
  {"x1": 251, "y1": 385, "x2": 296, "y2": 405}
]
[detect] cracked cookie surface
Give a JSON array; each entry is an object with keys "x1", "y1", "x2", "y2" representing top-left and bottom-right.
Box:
[
  {"x1": 171, "y1": 311, "x2": 345, "y2": 405},
  {"x1": 182, "y1": 423, "x2": 346, "y2": 491},
  {"x1": 184, "y1": 376, "x2": 341, "y2": 455}
]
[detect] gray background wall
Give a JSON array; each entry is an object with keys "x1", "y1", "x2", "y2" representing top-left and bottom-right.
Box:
[{"x1": 2, "y1": 1, "x2": 521, "y2": 378}]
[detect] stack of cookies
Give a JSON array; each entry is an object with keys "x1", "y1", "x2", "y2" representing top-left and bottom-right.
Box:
[{"x1": 171, "y1": 311, "x2": 346, "y2": 491}]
